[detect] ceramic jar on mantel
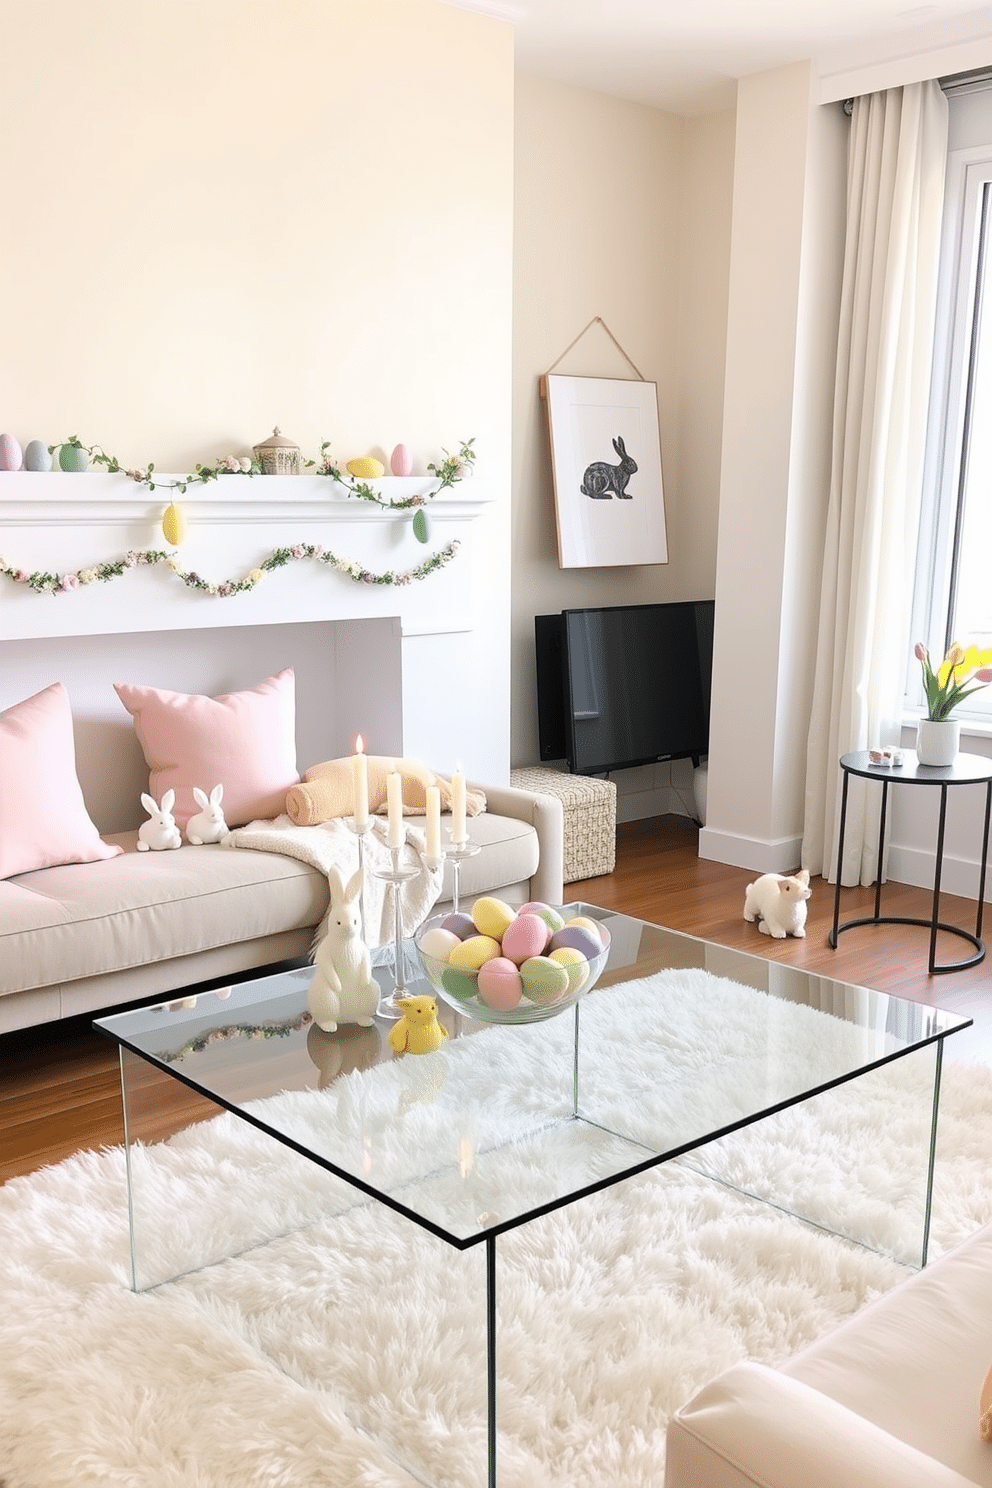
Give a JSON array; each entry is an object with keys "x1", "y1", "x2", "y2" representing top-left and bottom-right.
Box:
[{"x1": 916, "y1": 718, "x2": 960, "y2": 767}]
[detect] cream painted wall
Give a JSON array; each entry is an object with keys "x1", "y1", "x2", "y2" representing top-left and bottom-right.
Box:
[
  {"x1": 511, "y1": 73, "x2": 734, "y2": 819},
  {"x1": 700, "y1": 64, "x2": 845, "y2": 872},
  {"x1": 0, "y1": 0, "x2": 515, "y2": 778}
]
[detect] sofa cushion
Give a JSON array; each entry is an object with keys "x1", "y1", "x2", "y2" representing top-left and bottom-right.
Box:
[
  {"x1": 785, "y1": 1222, "x2": 992, "y2": 1486},
  {"x1": 0, "y1": 683, "x2": 122, "y2": 879},
  {"x1": 0, "y1": 831, "x2": 325, "y2": 996},
  {"x1": 1, "y1": 810, "x2": 544, "y2": 1002},
  {"x1": 114, "y1": 669, "x2": 300, "y2": 831}
]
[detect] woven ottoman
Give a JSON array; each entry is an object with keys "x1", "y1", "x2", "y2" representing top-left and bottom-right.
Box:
[{"x1": 509, "y1": 767, "x2": 616, "y2": 884}]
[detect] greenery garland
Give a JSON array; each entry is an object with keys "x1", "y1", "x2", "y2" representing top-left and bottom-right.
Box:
[
  {"x1": 54, "y1": 433, "x2": 475, "y2": 513},
  {"x1": 0, "y1": 538, "x2": 462, "y2": 596}
]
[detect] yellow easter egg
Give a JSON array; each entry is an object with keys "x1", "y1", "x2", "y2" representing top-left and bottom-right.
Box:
[
  {"x1": 346, "y1": 456, "x2": 385, "y2": 479},
  {"x1": 162, "y1": 501, "x2": 186, "y2": 546},
  {"x1": 449, "y1": 934, "x2": 501, "y2": 971},
  {"x1": 548, "y1": 946, "x2": 590, "y2": 993},
  {"x1": 471, "y1": 896, "x2": 516, "y2": 940}
]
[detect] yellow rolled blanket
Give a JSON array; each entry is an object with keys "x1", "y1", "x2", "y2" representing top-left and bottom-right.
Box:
[{"x1": 285, "y1": 755, "x2": 485, "y2": 827}]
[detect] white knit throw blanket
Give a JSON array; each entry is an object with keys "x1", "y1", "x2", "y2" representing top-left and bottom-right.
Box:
[{"x1": 225, "y1": 814, "x2": 442, "y2": 947}]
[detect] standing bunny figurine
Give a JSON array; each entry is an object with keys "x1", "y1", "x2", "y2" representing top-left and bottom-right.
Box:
[
  {"x1": 137, "y1": 789, "x2": 182, "y2": 851},
  {"x1": 307, "y1": 866, "x2": 380, "y2": 1032},
  {"x1": 580, "y1": 435, "x2": 637, "y2": 500},
  {"x1": 186, "y1": 784, "x2": 228, "y2": 845}
]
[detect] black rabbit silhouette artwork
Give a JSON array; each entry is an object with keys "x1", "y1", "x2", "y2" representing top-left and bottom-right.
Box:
[{"x1": 580, "y1": 436, "x2": 637, "y2": 499}]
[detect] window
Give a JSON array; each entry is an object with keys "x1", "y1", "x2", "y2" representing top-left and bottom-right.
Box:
[{"x1": 910, "y1": 76, "x2": 992, "y2": 721}]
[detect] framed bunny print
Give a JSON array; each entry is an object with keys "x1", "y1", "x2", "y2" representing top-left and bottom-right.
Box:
[{"x1": 542, "y1": 374, "x2": 668, "y2": 569}]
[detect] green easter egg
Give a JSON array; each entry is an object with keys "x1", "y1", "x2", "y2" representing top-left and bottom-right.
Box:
[
  {"x1": 520, "y1": 955, "x2": 571, "y2": 1004},
  {"x1": 58, "y1": 443, "x2": 89, "y2": 472},
  {"x1": 441, "y1": 966, "x2": 480, "y2": 1003}
]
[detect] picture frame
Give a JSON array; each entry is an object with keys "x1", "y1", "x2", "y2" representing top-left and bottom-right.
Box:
[{"x1": 542, "y1": 374, "x2": 668, "y2": 569}]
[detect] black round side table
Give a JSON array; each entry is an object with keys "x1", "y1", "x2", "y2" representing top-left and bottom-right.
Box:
[{"x1": 829, "y1": 750, "x2": 992, "y2": 974}]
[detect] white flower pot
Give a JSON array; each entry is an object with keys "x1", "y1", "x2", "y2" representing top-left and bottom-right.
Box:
[{"x1": 916, "y1": 718, "x2": 960, "y2": 767}]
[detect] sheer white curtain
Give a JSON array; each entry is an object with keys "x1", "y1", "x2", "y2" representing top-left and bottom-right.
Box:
[{"x1": 803, "y1": 80, "x2": 948, "y2": 887}]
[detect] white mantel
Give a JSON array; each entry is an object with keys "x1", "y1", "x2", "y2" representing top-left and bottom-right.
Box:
[{"x1": 0, "y1": 472, "x2": 510, "y2": 808}]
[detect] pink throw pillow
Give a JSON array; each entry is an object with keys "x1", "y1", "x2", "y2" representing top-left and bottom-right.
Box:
[
  {"x1": 114, "y1": 669, "x2": 300, "y2": 830},
  {"x1": 0, "y1": 683, "x2": 123, "y2": 879}
]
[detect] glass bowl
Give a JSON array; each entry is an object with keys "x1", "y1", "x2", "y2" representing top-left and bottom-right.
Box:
[{"x1": 414, "y1": 909, "x2": 612, "y2": 1024}]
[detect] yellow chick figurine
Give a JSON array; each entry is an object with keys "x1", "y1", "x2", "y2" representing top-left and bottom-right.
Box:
[{"x1": 388, "y1": 995, "x2": 449, "y2": 1055}]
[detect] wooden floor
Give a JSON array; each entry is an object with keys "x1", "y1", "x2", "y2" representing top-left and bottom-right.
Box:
[{"x1": 3, "y1": 813, "x2": 991, "y2": 1186}]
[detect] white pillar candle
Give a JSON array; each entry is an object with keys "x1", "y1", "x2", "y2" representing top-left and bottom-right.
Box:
[
  {"x1": 425, "y1": 784, "x2": 441, "y2": 860},
  {"x1": 451, "y1": 764, "x2": 467, "y2": 846},
  {"x1": 386, "y1": 761, "x2": 404, "y2": 850},
  {"x1": 351, "y1": 735, "x2": 369, "y2": 831}
]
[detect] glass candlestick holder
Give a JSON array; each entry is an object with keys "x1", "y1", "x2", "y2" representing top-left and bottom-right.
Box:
[
  {"x1": 371, "y1": 847, "x2": 423, "y2": 1020},
  {"x1": 444, "y1": 839, "x2": 481, "y2": 916},
  {"x1": 345, "y1": 816, "x2": 372, "y2": 941}
]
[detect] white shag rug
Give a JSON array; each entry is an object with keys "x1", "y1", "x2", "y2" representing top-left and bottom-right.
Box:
[{"x1": 2, "y1": 969, "x2": 991, "y2": 1488}]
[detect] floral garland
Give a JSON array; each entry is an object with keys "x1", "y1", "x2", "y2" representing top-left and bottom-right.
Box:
[
  {"x1": 0, "y1": 538, "x2": 461, "y2": 596},
  {"x1": 161, "y1": 1010, "x2": 313, "y2": 1064}
]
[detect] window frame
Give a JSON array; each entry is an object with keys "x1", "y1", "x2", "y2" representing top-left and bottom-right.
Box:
[{"x1": 908, "y1": 85, "x2": 992, "y2": 727}]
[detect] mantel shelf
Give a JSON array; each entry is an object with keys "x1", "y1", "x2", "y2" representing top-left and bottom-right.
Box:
[{"x1": 0, "y1": 471, "x2": 490, "y2": 526}]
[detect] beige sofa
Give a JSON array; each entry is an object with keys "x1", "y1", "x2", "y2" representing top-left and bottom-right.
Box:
[
  {"x1": 666, "y1": 1219, "x2": 992, "y2": 1487},
  {"x1": 0, "y1": 781, "x2": 564, "y2": 1034}
]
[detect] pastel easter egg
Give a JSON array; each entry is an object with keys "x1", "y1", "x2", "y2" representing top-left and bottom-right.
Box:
[
  {"x1": 24, "y1": 439, "x2": 53, "y2": 472},
  {"x1": 519, "y1": 901, "x2": 565, "y2": 935},
  {"x1": 501, "y1": 912, "x2": 551, "y2": 966},
  {"x1": 471, "y1": 895, "x2": 517, "y2": 940},
  {"x1": 161, "y1": 501, "x2": 186, "y2": 546},
  {"x1": 564, "y1": 915, "x2": 605, "y2": 947},
  {"x1": 441, "y1": 911, "x2": 476, "y2": 941},
  {"x1": 346, "y1": 456, "x2": 385, "y2": 479},
  {"x1": 520, "y1": 955, "x2": 571, "y2": 1005},
  {"x1": 0, "y1": 433, "x2": 23, "y2": 471},
  {"x1": 390, "y1": 443, "x2": 413, "y2": 476},
  {"x1": 441, "y1": 966, "x2": 480, "y2": 1003},
  {"x1": 58, "y1": 442, "x2": 89, "y2": 472},
  {"x1": 449, "y1": 934, "x2": 501, "y2": 971},
  {"x1": 549, "y1": 946, "x2": 590, "y2": 994},
  {"x1": 549, "y1": 925, "x2": 603, "y2": 961},
  {"x1": 419, "y1": 925, "x2": 461, "y2": 963},
  {"x1": 477, "y1": 956, "x2": 523, "y2": 1011}
]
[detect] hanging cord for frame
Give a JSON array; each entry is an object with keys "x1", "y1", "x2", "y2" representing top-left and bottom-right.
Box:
[{"x1": 543, "y1": 316, "x2": 647, "y2": 382}]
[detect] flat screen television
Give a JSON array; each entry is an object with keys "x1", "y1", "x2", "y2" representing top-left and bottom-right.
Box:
[{"x1": 535, "y1": 601, "x2": 714, "y2": 776}]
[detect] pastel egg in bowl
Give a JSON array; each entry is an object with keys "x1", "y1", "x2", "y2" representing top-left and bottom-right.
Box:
[{"x1": 414, "y1": 899, "x2": 612, "y2": 1024}]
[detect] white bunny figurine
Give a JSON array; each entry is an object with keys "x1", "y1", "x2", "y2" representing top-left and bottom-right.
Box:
[
  {"x1": 186, "y1": 784, "x2": 228, "y2": 845},
  {"x1": 307, "y1": 866, "x2": 380, "y2": 1032},
  {"x1": 137, "y1": 789, "x2": 182, "y2": 851}
]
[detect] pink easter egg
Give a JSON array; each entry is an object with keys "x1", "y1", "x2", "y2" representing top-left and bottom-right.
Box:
[
  {"x1": 390, "y1": 443, "x2": 413, "y2": 476},
  {"x1": 519, "y1": 901, "x2": 565, "y2": 934},
  {"x1": 501, "y1": 912, "x2": 551, "y2": 965},
  {"x1": 477, "y1": 956, "x2": 523, "y2": 1010},
  {"x1": 0, "y1": 433, "x2": 23, "y2": 471}
]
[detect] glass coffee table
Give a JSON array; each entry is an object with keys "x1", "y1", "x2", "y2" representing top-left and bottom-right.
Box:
[{"x1": 95, "y1": 905, "x2": 971, "y2": 1488}]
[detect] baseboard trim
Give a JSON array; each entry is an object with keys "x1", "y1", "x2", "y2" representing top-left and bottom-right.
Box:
[
  {"x1": 698, "y1": 827, "x2": 804, "y2": 875},
  {"x1": 886, "y1": 844, "x2": 988, "y2": 904}
]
